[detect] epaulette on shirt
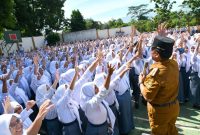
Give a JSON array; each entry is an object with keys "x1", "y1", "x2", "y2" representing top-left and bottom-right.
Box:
[{"x1": 149, "y1": 68, "x2": 159, "y2": 77}]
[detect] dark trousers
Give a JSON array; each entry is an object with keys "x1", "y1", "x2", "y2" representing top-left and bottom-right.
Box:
[{"x1": 129, "y1": 67, "x2": 140, "y2": 102}]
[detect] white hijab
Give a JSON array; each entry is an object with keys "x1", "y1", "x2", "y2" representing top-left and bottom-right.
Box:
[
  {"x1": 36, "y1": 84, "x2": 49, "y2": 95},
  {"x1": 0, "y1": 114, "x2": 14, "y2": 135},
  {"x1": 59, "y1": 69, "x2": 75, "y2": 85},
  {"x1": 0, "y1": 113, "x2": 27, "y2": 135},
  {"x1": 80, "y1": 82, "x2": 116, "y2": 131}
]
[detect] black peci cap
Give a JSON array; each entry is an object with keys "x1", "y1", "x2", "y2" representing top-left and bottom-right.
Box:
[{"x1": 152, "y1": 35, "x2": 175, "y2": 59}]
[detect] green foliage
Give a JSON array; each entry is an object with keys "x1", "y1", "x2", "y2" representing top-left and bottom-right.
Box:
[
  {"x1": 127, "y1": 4, "x2": 153, "y2": 20},
  {"x1": 130, "y1": 20, "x2": 156, "y2": 32},
  {"x1": 151, "y1": 0, "x2": 176, "y2": 23},
  {"x1": 46, "y1": 32, "x2": 60, "y2": 46},
  {"x1": 85, "y1": 19, "x2": 101, "y2": 29},
  {"x1": 14, "y1": 0, "x2": 66, "y2": 36},
  {"x1": 182, "y1": 0, "x2": 200, "y2": 23},
  {"x1": 0, "y1": 0, "x2": 16, "y2": 32},
  {"x1": 70, "y1": 10, "x2": 86, "y2": 32},
  {"x1": 106, "y1": 19, "x2": 128, "y2": 29}
]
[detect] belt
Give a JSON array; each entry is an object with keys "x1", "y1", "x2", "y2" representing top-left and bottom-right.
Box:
[
  {"x1": 60, "y1": 119, "x2": 77, "y2": 126},
  {"x1": 88, "y1": 120, "x2": 107, "y2": 127},
  {"x1": 150, "y1": 99, "x2": 177, "y2": 107},
  {"x1": 109, "y1": 101, "x2": 116, "y2": 108},
  {"x1": 115, "y1": 88, "x2": 130, "y2": 95},
  {"x1": 45, "y1": 117, "x2": 58, "y2": 121}
]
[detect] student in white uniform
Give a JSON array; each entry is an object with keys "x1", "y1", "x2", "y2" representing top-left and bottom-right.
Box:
[
  {"x1": 56, "y1": 66, "x2": 82, "y2": 135},
  {"x1": 30, "y1": 55, "x2": 51, "y2": 95},
  {"x1": 0, "y1": 99, "x2": 54, "y2": 135},
  {"x1": 80, "y1": 64, "x2": 115, "y2": 135},
  {"x1": 190, "y1": 42, "x2": 200, "y2": 109},
  {"x1": 10, "y1": 100, "x2": 35, "y2": 129},
  {"x1": 93, "y1": 63, "x2": 131, "y2": 135},
  {"x1": 36, "y1": 70, "x2": 61, "y2": 135}
]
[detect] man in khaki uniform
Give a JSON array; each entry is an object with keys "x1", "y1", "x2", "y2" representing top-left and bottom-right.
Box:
[{"x1": 139, "y1": 35, "x2": 180, "y2": 135}]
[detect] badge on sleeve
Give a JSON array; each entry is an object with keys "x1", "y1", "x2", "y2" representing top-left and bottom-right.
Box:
[{"x1": 149, "y1": 68, "x2": 159, "y2": 77}]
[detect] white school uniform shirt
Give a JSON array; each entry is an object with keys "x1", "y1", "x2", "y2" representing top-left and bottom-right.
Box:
[
  {"x1": 104, "y1": 76, "x2": 120, "y2": 109},
  {"x1": 132, "y1": 58, "x2": 144, "y2": 75},
  {"x1": 20, "y1": 109, "x2": 33, "y2": 129},
  {"x1": 184, "y1": 52, "x2": 192, "y2": 72},
  {"x1": 191, "y1": 54, "x2": 200, "y2": 77},
  {"x1": 56, "y1": 87, "x2": 82, "y2": 131},
  {"x1": 114, "y1": 73, "x2": 130, "y2": 96},
  {"x1": 71, "y1": 69, "x2": 93, "y2": 103},
  {"x1": 180, "y1": 54, "x2": 187, "y2": 68},
  {"x1": 36, "y1": 85, "x2": 57, "y2": 120},
  {"x1": 30, "y1": 74, "x2": 51, "y2": 94},
  {"x1": 9, "y1": 83, "x2": 28, "y2": 105},
  {"x1": 94, "y1": 73, "x2": 120, "y2": 109},
  {"x1": 81, "y1": 84, "x2": 116, "y2": 130}
]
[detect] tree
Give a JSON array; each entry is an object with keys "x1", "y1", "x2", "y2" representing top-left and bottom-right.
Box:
[
  {"x1": 70, "y1": 10, "x2": 86, "y2": 32},
  {"x1": 46, "y1": 32, "x2": 60, "y2": 46},
  {"x1": 0, "y1": 0, "x2": 16, "y2": 32},
  {"x1": 182, "y1": 0, "x2": 200, "y2": 24},
  {"x1": 127, "y1": 4, "x2": 153, "y2": 20},
  {"x1": 151, "y1": 0, "x2": 176, "y2": 24},
  {"x1": 14, "y1": 0, "x2": 66, "y2": 36},
  {"x1": 85, "y1": 19, "x2": 100, "y2": 29},
  {"x1": 107, "y1": 18, "x2": 127, "y2": 28}
]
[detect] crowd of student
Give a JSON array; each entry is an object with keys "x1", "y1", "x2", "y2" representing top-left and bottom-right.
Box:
[{"x1": 0, "y1": 26, "x2": 199, "y2": 135}]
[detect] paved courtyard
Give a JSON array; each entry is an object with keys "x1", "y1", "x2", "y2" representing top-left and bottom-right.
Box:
[{"x1": 129, "y1": 102, "x2": 200, "y2": 135}]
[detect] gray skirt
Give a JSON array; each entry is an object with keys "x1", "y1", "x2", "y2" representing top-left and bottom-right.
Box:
[
  {"x1": 61, "y1": 119, "x2": 82, "y2": 135},
  {"x1": 85, "y1": 121, "x2": 108, "y2": 135},
  {"x1": 109, "y1": 102, "x2": 119, "y2": 135},
  {"x1": 190, "y1": 72, "x2": 200, "y2": 105},
  {"x1": 116, "y1": 89, "x2": 134, "y2": 134}
]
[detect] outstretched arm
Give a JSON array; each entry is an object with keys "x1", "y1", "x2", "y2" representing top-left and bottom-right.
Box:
[
  {"x1": 27, "y1": 100, "x2": 54, "y2": 135},
  {"x1": 69, "y1": 66, "x2": 79, "y2": 90},
  {"x1": 104, "y1": 64, "x2": 115, "y2": 90}
]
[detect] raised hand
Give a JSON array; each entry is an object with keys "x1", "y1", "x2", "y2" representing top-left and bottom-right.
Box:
[
  {"x1": 55, "y1": 70, "x2": 60, "y2": 81},
  {"x1": 125, "y1": 62, "x2": 131, "y2": 71},
  {"x1": 0, "y1": 75, "x2": 8, "y2": 81},
  {"x1": 75, "y1": 66, "x2": 80, "y2": 73},
  {"x1": 26, "y1": 100, "x2": 36, "y2": 111},
  {"x1": 33, "y1": 55, "x2": 39, "y2": 65},
  {"x1": 157, "y1": 23, "x2": 167, "y2": 37},
  {"x1": 37, "y1": 99, "x2": 54, "y2": 120},
  {"x1": 17, "y1": 67, "x2": 23, "y2": 76},
  {"x1": 107, "y1": 64, "x2": 115, "y2": 75},
  {"x1": 2, "y1": 96, "x2": 12, "y2": 114}
]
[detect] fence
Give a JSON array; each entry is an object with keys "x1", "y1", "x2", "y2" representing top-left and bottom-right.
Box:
[
  {"x1": 0, "y1": 36, "x2": 45, "y2": 56},
  {"x1": 63, "y1": 26, "x2": 140, "y2": 42}
]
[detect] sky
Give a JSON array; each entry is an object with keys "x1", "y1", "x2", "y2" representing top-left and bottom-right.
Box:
[{"x1": 63, "y1": 0, "x2": 184, "y2": 23}]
